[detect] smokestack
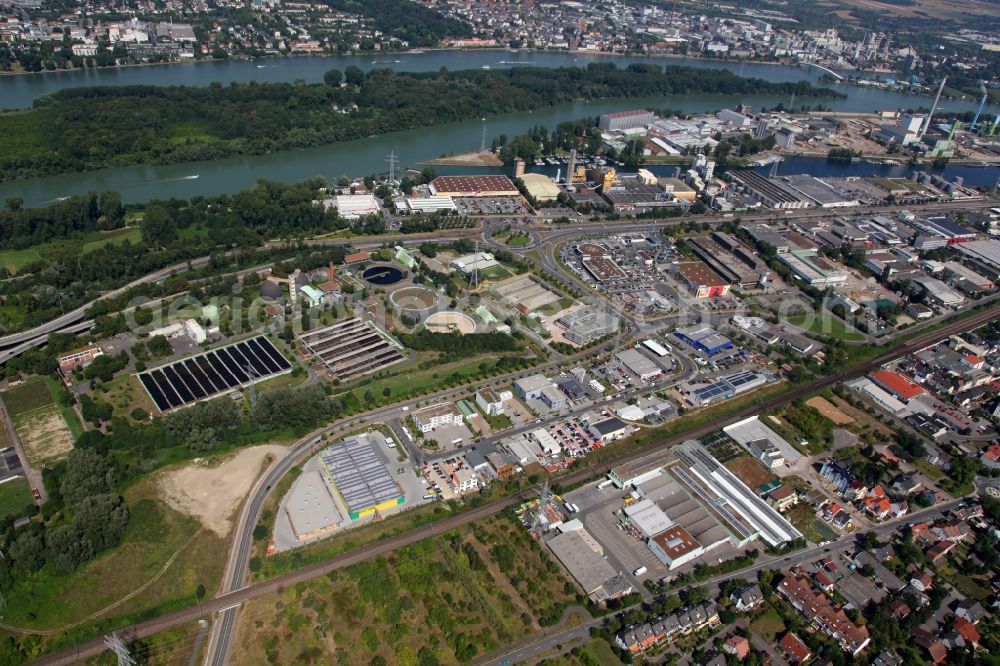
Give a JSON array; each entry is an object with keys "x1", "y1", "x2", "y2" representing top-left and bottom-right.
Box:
[
  {"x1": 921, "y1": 77, "x2": 947, "y2": 138},
  {"x1": 514, "y1": 158, "x2": 525, "y2": 178}
]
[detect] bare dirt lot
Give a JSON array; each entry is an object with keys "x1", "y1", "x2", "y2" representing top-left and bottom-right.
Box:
[
  {"x1": 14, "y1": 405, "x2": 74, "y2": 467},
  {"x1": 725, "y1": 455, "x2": 778, "y2": 491},
  {"x1": 158, "y1": 444, "x2": 287, "y2": 537},
  {"x1": 806, "y1": 396, "x2": 856, "y2": 426}
]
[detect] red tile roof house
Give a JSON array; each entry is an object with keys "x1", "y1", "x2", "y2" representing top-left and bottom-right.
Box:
[
  {"x1": 926, "y1": 540, "x2": 957, "y2": 562},
  {"x1": 914, "y1": 628, "x2": 947, "y2": 665},
  {"x1": 910, "y1": 570, "x2": 933, "y2": 592},
  {"x1": 954, "y1": 617, "x2": 981, "y2": 647},
  {"x1": 780, "y1": 632, "x2": 813, "y2": 664},
  {"x1": 723, "y1": 635, "x2": 750, "y2": 660},
  {"x1": 778, "y1": 573, "x2": 870, "y2": 656}
]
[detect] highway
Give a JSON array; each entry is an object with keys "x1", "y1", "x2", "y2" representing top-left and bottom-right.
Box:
[{"x1": 27, "y1": 297, "x2": 1000, "y2": 666}]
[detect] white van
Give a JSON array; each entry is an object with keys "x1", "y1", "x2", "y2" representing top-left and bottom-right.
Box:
[{"x1": 633, "y1": 566, "x2": 647, "y2": 576}]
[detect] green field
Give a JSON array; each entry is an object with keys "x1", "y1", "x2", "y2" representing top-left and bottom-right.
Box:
[
  {"x1": 786, "y1": 502, "x2": 837, "y2": 543},
  {"x1": 0, "y1": 476, "x2": 34, "y2": 520},
  {"x1": 786, "y1": 312, "x2": 864, "y2": 342},
  {"x1": 2, "y1": 377, "x2": 56, "y2": 415},
  {"x1": 748, "y1": 605, "x2": 786, "y2": 643},
  {"x1": 506, "y1": 234, "x2": 531, "y2": 248},
  {"x1": 0, "y1": 247, "x2": 43, "y2": 275},
  {"x1": 81, "y1": 227, "x2": 142, "y2": 254},
  {"x1": 0, "y1": 476, "x2": 225, "y2": 635}
]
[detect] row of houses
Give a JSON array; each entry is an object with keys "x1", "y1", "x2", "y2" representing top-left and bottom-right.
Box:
[{"x1": 615, "y1": 602, "x2": 721, "y2": 654}]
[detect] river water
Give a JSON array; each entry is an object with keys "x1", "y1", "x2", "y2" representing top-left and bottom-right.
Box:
[{"x1": 1, "y1": 51, "x2": 997, "y2": 206}]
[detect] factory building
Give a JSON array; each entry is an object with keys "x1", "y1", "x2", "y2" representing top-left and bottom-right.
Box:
[
  {"x1": 728, "y1": 170, "x2": 808, "y2": 209},
  {"x1": 598, "y1": 109, "x2": 655, "y2": 131},
  {"x1": 616, "y1": 348, "x2": 662, "y2": 381},
  {"x1": 519, "y1": 173, "x2": 561, "y2": 202},
  {"x1": 556, "y1": 307, "x2": 619, "y2": 344},
  {"x1": 331, "y1": 194, "x2": 381, "y2": 219},
  {"x1": 284, "y1": 470, "x2": 344, "y2": 541},
  {"x1": 777, "y1": 250, "x2": 849, "y2": 286},
  {"x1": 688, "y1": 236, "x2": 761, "y2": 288},
  {"x1": 649, "y1": 526, "x2": 704, "y2": 570}
]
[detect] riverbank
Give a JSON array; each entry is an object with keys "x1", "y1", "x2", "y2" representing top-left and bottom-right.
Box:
[{"x1": 419, "y1": 151, "x2": 504, "y2": 167}]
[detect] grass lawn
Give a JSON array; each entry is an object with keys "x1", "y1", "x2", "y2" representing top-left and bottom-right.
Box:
[
  {"x1": 1, "y1": 475, "x2": 226, "y2": 639},
  {"x1": 952, "y1": 574, "x2": 991, "y2": 603},
  {"x1": 81, "y1": 227, "x2": 142, "y2": 254},
  {"x1": 0, "y1": 247, "x2": 43, "y2": 275},
  {"x1": 95, "y1": 374, "x2": 160, "y2": 421},
  {"x1": 786, "y1": 502, "x2": 837, "y2": 543},
  {"x1": 2, "y1": 376, "x2": 55, "y2": 415},
  {"x1": 44, "y1": 377, "x2": 83, "y2": 440},
  {"x1": 0, "y1": 476, "x2": 34, "y2": 520},
  {"x1": 506, "y1": 234, "x2": 531, "y2": 248},
  {"x1": 749, "y1": 605, "x2": 786, "y2": 643},
  {"x1": 234, "y1": 515, "x2": 577, "y2": 665},
  {"x1": 786, "y1": 312, "x2": 865, "y2": 342},
  {"x1": 914, "y1": 458, "x2": 945, "y2": 482}
]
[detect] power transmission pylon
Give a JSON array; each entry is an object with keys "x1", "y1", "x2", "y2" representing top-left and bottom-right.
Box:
[
  {"x1": 104, "y1": 633, "x2": 136, "y2": 666},
  {"x1": 244, "y1": 364, "x2": 260, "y2": 408},
  {"x1": 385, "y1": 150, "x2": 399, "y2": 183}
]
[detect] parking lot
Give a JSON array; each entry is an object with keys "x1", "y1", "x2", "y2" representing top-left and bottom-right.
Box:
[{"x1": 455, "y1": 196, "x2": 527, "y2": 216}]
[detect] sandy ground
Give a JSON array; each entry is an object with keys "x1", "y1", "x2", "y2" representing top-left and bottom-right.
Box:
[
  {"x1": 425, "y1": 311, "x2": 477, "y2": 334},
  {"x1": 805, "y1": 396, "x2": 856, "y2": 426},
  {"x1": 159, "y1": 444, "x2": 288, "y2": 537},
  {"x1": 419, "y1": 150, "x2": 503, "y2": 167},
  {"x1": 14, "y1": 405, "x2": 74, "y2": 467}
]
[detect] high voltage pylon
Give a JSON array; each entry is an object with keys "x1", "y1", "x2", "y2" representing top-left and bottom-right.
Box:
[
  {"x1": 104, "y1": 633, "x2": 136, "y2": 666},
  {"x1": 385, "y1": 150, "x2": 399, "y2": 183},
  {"x1": 244, "y1": 363, "x2": 260, "y2": 408}
]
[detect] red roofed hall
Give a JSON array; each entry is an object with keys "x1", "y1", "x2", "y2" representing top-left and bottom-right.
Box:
[{"x1": 869, "y1": 370, "x2": 926, "y2": 401}]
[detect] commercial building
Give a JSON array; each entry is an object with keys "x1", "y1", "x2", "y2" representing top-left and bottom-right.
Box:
[
  {"x1": 688, "y1": 236, "x2": 761, "y2": 288},
  {"x1": 642, "y1": 339, "x2": 669, "y2": 357},
  {"x1": 284, "y1": 470, "x2": 344, "y2": 541},
  {"x1": 911, "y1": 276, "x2": 964, "y2": 306},
  {"x1": 622, "y1": 498, "x2": 674, "y2": 539},
  {"x1": 590, "y1": 417, "x2": 629, "y2": 443},
  {"x1": 319, "y1": 433, "x2": 404, "y2": 520},
  {"x1": 674, "y1": 323, "x2": 733, "y2": 356},
  {"x1": 724, "y1": 416, "x2": 801, "y2": 467},
  {"x1": 520, "y1": 173, "x2": 561, "y2": 202},
  {"x1": 148, "y1": 318, "x2": 208, "y2": 344},
  {"x1": 673, "y1": 439, "x2": 802, "y2": 547},
  {"x1": 514, "y1": 374, "x2": 556, "y2": 401},
  {"x1": 430, "y1": 175, "x2": 519, "y2": 197},
  {"x1": 846, "y1": 377, "x2": 911, "y2": 417},
  {"x1": 404, "y1": 196, "x2": 457, "y2": 213},
  {"x1": 869, "y1": 370, "x2": 926, "y2": 402},
  {"x1": 672, "y1": 261, "x2": 731, "y2": 298},
  {"x1": 546, "y1": 529, "x2": 632, "y2": 602},
  {"x1": 58, "y1": 345, "x2": 104, "y2": 371},
  {"x1": 778, "y1": 250, "x2": 849, "y2": 286},
  {"x1": 452, "y1": 252, "x2": 499, "y2": 275},
  {"x1": 333, "y1": 194, "x2": 381, "y2": 219},
  {"x1": 616, "y1": 348, "x2": 661, "y2": 380},
  {"x1": 943, "y1": 262, "x2": 993, "y2": 291},
  {"x1": 598, "y1": 109, "x2": 655, "y2": 131},
  {"x1": 955, "y1": 239, "x2": 1000, "y2": 272},
  {"x1": 648, "y1": 526, "x2": 704, "y2": 570},
  {"x1": 556, "y1": 307, "x2": 619, "y2": 344},
  {"x1": 411, "y1": 403, "x2": 463, "y2": 433},
  {"x1": 475, "y1": 388, "x2": 506, "y2": 416},
  {"x1": 780, "y1": 175, "x2": 859, "y2": 208}
]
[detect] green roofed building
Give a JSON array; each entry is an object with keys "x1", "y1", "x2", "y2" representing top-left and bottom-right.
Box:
[
  {"x1": 395, "y1": 246, "x2": 417, "y2": 269},
  {"x1": 475, "y1": 304, "x2": 498, "y2": 324}
]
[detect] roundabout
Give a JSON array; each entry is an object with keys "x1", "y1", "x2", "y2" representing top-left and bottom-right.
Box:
[
  {"x1": 389, "y1": 286, "x2": 438, "y2": 313},
  {"x1": 425, "y1": 311, "x2": 477, "y2": 335}
]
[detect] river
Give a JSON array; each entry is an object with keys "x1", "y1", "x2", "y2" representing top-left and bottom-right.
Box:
[{"x1": 2, "y1": 51, "x2": 998, "y2": 206}]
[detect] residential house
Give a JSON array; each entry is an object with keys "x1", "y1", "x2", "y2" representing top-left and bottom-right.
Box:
[
  {"x1": 723, "y1": 635, "x2": 750, "y2": 660},
  {"x1": 779, "y1": 632, "x2": 812, "y2": 664},
  {"x1": 955, "y1": 599, "x2": 987, "y2": 624},
  {"x1": 954, "y1": 617, "x2": 981, "y2": 647},
  {"x1": 926, "y1": 540, "x2": 957, "y2": 562},
  {"x1": 910, "y1": 570, "x2": 933, "y2": 592},
  {"x1": 892, "y1": 472, "x2": 923, "y2": 496},
  {"x1": 730, "y1": 584, "x2": 764, "y2": 612},
  {"x1": 767, "y1": 485, "x2": 798, "y2": 511},
  {"x1": 872, "y1": 650, "x2": 903, "y2": 666},
  {"x1": 778, "y1": 572, "x2": 870, "y2": 655}
]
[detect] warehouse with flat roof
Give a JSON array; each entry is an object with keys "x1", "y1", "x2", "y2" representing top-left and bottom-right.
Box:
[
  {"x1": 320, "y1": 433, "x2": 404, "y2": 520},
  {"x1": 547, "y1": 529, "x2": 632, "y2": 602},
  {"x1": 284, "y1": 469, "x2": 344, "y2": 541},
  {"x1": 430, "y1": 175, "x2": 519, "y2": 197},
  {"x1": 672, "y1": 261, "x2": 731, "y2": 298},
  {"x1": 520, "y1": 173, "x2": 561, "y2": 202}
]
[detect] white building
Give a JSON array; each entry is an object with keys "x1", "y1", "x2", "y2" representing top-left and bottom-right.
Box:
[
  {"x1": 451, "y1": 466, "x2": 479, "y2": 494},
  {"x1": 648, "y1": 526, "x2": 704, "y2": 570},
  {"x1": 148, "y1": 318, "x2": 207, "y2": 344},
  {"x1": 515, "y1": 374, "x2": 555, "y2": 401},
  {"x1": 330, "y1": 194, "x2": 380, "y2": 219},
  {"x1": 452, "y1": 252, "x2": 499, "y2": 275},
  {"x1": 475, "y1": 388, "x2": 506, "y2": 416},
  {"x1": 411, "y1": 403, "x2": 463, "y2": 433}
]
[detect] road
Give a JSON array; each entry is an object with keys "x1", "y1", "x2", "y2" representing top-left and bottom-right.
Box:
[{"x1": 27, "y1": 298, "x2": 1000, "y2": 666}]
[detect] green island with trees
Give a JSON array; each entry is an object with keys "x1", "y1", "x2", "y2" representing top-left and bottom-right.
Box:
[{"x1": 0, "y1": 62, "x2": 842, "y2": 180}]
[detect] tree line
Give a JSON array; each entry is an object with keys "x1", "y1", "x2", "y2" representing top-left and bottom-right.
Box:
[{"x1": 1, "y1": 63, "x2": 842, "y2": 180}]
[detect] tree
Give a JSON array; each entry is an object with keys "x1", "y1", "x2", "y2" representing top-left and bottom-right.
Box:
[
  {"x1": 60, "y1": 449, "x2": 114, "y2": 504},
  {"x1": 45, "y1": 524, "x2": 94, "y2": 574},
  {"x1": 344, "y1": 65, "x2": 365, "y2": 86},
  {"x1": 10, "y1": 530, "x2": 46, "y2": 573},
  {"x1": 323, "y1": 68, "x2": 343, "y2": 86},
  {"x1": 74, "y1": 493, "x2": 129, "y2": 552},
  {"x1": 140, "y1": 205, "x2": 177, "y2": 249}
]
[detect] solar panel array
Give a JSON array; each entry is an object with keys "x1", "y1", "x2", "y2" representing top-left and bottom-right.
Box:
[
  {"x1": 138, "y1": 336, "x2": 292, "y2": 412},
  {"x1": 298, "y1": 318, "x2": 404, "y2": 380},
  {"x1": 320, "y1": 435, "x2": 402, "y2": 517},
  {"x1": 694, "y1": 381, "x2": 731, "y2": 403},
  {"x1": 723, "y1": 371, "x2": 762, "y2": 391}
]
